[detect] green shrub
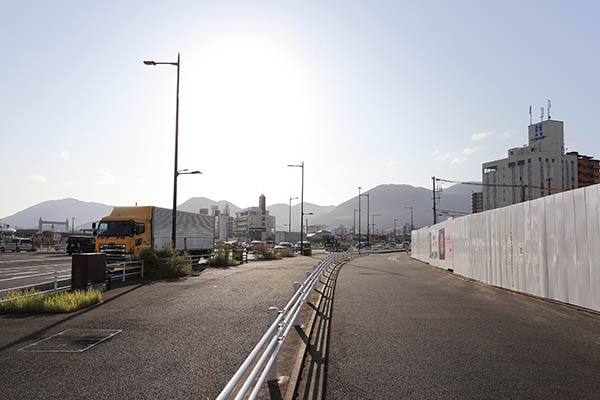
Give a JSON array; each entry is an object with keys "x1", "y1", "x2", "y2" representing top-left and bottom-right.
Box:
[
  {"x1": 139, "y1": 244, "x2": 192, "y2": 279},
  {"x1": 279, "y1": 249, "x2": 296, "y2": 258},
  {"x1": 211, "y1": 244, "x2": 241, "y2": 267},
  {"x1": 0, "y1": 289, "x2": 102, "y2": 313},
  {"x1": 210, "y1": 255, "x2": 240, "y2": 267}
]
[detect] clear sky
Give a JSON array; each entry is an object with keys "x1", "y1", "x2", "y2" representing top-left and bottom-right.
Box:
[{"x1": 2, "y1": 0, "x2": 599, "y2": 218}]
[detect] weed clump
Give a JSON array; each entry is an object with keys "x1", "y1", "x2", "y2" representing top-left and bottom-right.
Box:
[{"x1": 0, "y1": 289, "x2": 102, "y2": 313}]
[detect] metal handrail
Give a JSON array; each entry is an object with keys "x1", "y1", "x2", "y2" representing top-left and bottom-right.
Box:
[
  {"x1": 106, "y1": 261, "x2": 144, "y2": 283},
  {"x1": 216, "y1": 253, "x2": 349, "y2": 400}
]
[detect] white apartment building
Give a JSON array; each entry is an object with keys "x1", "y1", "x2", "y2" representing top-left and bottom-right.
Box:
[
  {"x1": 482, "y1": 119, "x2": 578, "y2": 210},
  {"x1": 235, "y1": 195, "x2": 276, "y2": 241}
]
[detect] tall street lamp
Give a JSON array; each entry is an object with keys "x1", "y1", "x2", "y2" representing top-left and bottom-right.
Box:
[
  {"x1": 288, "y1": 162, "x2": 304, "y2": 254},
  {"x1": 289, "y1": 196, "x2": 298, "y2": 233},
  {"x1": 359, "y1": 191, "x2": 370, "y2": 246},
  {"x1": 144, "y1": 53, "x2": 182, "y2": 247},
  {"x1": 358, "y1": 187, "x2": 362, "y2": 253},
  {"x1": 304, "y1": 212, "x2": 314, "y2": 235},
  {"x1": 372, "y1": 213, "x2": 382, "y2": 239},
  {"x1": 405, "y1": 206, "x2": 414, "y2": 232},
  {"x1": 353, "y1": 209, "x2": 358, "y2": 238},
  {"x1": 394, "y1": 218, "x2": 399, "y2": 241}
]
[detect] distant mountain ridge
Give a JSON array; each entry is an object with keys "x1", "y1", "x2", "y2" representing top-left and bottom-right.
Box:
[
  {"x1": 1, "y1": 183, "x2": 476, "y2": 231},
  {"x1": 267, "y1": 202, "x2": 336, "y2": 230},
  {"x1": 178, "y1": 197, "x2": 242, "y2": 215},
  {"x1": 311, "y1": 183, "x2": 476, "y2": 231},
  {"x1": 0, "y1": 198, "x2": 113, "y2": 230}
]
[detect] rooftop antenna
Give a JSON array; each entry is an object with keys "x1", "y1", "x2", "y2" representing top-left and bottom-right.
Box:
[
  {"x1": 540, "y1": 106, "x2": 544, "y2": 123},
  {"x1": 547, "y1": 99, "x2": 551, "y2": 120},
  {"x1": 529, "y1": 105, "x2": 532, "y2": 125}
]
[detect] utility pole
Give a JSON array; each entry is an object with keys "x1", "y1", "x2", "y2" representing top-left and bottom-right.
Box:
[
  {"x1": 358, "y1": 187, "x2": 362, "y2": 253},
  {"x1": 359, "y1": 191, "x2": 370, "y2": 247},
  {"x1": 404, "y1": 206, "x2": 413, "y2": 232},
  {"x1": 366, "y1": 193, "x2": 370, "y2": 246},
  {"x1": 289, "y1": 196, "x2": 298, "y2": 233},
  {"x1": 432, "y1": 176, "x2": 437, "y2": 225}
]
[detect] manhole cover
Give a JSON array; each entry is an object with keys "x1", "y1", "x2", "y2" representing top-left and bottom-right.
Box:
[{"x1": 18, "y1": 329, "x2": 122, "y2": 353}]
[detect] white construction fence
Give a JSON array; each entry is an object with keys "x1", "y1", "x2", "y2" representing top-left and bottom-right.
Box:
[{"x1": 412, "y1": 183, "x2": 600, "y2": 312}]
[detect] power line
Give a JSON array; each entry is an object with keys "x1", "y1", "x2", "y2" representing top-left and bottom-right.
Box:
[{"x1": 435, "y1": 177, "x2": 567, "y2": 192}]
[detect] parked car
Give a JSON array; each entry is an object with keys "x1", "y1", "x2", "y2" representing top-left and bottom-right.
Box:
[
  {"x1": 1, "y1": 238, "x2": 33, "y2": 252},
  {"x1": 294, "y1": 241, "x2": 312, "y2": 251},
  {"x1": 67, "y1": 236, "x2": 96, "y2": 255},
  {"x1": 274, "y1": 241, "x2": 293, "y2": 250},
  {"x1": 246, "y1": 240, "x2": 265, "y2": 251},
  {"x1": 387, "y1": 242, "x2": 397, "y2": 248}
]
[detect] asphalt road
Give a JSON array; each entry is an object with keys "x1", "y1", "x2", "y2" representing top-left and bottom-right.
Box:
[
  {"x1": 0, "y1": 252, "x2": 71, "y2": 291},
  {"x1": 0, "y1": 255, "x2": 323, "y2": 399},
  {"x1": 326, "y1": 253, "x2": 600, "y2": 400}
]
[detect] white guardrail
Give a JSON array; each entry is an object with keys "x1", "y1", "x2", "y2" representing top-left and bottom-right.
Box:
[
  {"x1": 106, "y1": 260, "x2": 144, "y2": 282},
  {"x1": 216, "y1": 253, "x2": 350, "y2": 400}
]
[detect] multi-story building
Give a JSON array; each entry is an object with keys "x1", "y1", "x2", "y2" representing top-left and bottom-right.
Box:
[
  {"x1": 215, "y1": 203, "x2": 236, "y2": 242},
  {"x1": 235, "y1": 195, "x2": 276, "y2": 242},
  {"x1": 482, "y1": 119, "x2": 578, "y2": 210},
  {"x1": 566, "y1": 151, "x2": 600, "y2": 187},
  {"x1": 471, "y1": 192, "x2": 483, "y2": 213}
]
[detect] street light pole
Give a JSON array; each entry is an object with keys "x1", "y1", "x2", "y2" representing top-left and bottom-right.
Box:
[
  {"x1": 394, "y1": 218, "x2": 398, "y2": 241},
  {"x1": 289, "y1": 196, "x2": 298, "y2": 233},
  {"x1": 358, "y1": 187, "x2": 362, "y2": 253},
  {"x1": 353, "y1": 209, "x2": 358, "y2": 238},
  {"x1": 405, "y1": 206, "x2": 414, "y2": 232},
  {"x1": 359, "y1": 191, "x2": 370, "y2": 247},
  {"x1": 288, "y1": 163, "x2": 304, "y2": 254},
  {"x1": 372, "y1": 213, "x2": 381, "y2": 241},
  {"x1": 144, "y1": 53, "x2": 181, "y2": 247}
]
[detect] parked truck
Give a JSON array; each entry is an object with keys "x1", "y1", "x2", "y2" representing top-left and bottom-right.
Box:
[{"x1": 95, "y1": 206, "x2": 214, "y2": 261}]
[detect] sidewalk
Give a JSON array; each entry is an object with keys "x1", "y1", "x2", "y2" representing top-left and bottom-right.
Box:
[{"x1": 324, "y1": 253, "x2": 600, "y2": 399}]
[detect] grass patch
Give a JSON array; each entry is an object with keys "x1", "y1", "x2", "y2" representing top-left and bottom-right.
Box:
[{"x1": 0, "y1": 289, "x2": 102, "y2": 313}]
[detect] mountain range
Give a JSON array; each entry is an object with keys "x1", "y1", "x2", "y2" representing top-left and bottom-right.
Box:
[{"x1": 0, "y1": 183, "x2": 477, "y2": 232}]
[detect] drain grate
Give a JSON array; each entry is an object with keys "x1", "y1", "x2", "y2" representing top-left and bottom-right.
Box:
[{"x1": 18, "y1": 329, "x2": 122, "y2": 353}]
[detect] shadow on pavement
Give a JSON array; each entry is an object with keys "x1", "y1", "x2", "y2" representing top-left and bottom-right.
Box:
[
  {"x1": 292, "y1": 260, "x2": 344, "y2": 400},
  {"x1": 0, "y1": 282, "x2": 147, "y2": 352}
]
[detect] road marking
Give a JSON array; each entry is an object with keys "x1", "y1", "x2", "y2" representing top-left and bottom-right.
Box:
[
  {"x1": 18, "y1": 329, "x2": 122, "y2": 353},
  {"x1": 0, "y1": 262, "x2": 70, "y2": 269},
  {"x1": 0, "y1": 257, "x2": 71, "y2": 264},
  {"x1": 0, "y1": 270, "x2": 71, "y2": 282}
]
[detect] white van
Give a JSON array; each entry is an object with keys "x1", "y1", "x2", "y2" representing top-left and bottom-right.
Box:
[{"x1": 1, "y1": 238, "x2": 33, "y2": 252}]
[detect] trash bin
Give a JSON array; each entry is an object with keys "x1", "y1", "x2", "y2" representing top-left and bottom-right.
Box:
[{"x1": 72, "y1": 253, "x2": 106, "y2": 290}]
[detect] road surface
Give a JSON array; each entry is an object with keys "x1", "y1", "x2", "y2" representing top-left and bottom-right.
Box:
[
  {"x1": 0, "y1": 252, "x2": 71, "y2": 291},
  {"x1": 326, "y1": 252, "x2": 600, "y2": 399}
]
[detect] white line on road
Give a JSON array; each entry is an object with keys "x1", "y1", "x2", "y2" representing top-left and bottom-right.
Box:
[{"x1": 0, "y1": 257, "x2": 71, "y2": 264}]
